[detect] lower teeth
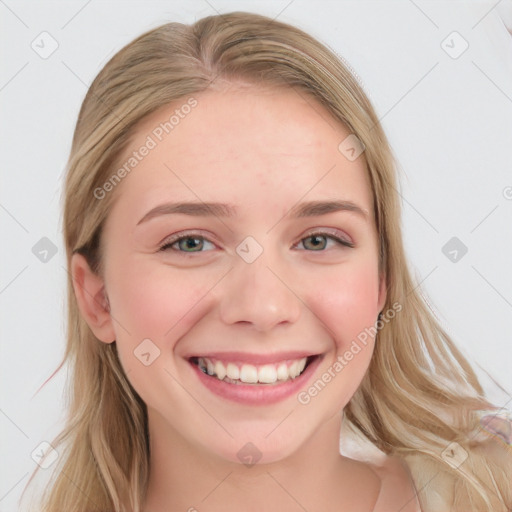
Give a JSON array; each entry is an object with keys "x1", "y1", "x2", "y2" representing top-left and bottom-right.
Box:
[{"x1": 223, "y1": 376, "x2": 281, "y2": 385}]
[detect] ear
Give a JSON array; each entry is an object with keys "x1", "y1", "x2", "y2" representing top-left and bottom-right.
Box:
[
  {"x1": 70, "y1": 253, "x2": 116, "y2": 344},
  {"x1": 377, "y1": 273, "x2": 387, "y2": 314}
]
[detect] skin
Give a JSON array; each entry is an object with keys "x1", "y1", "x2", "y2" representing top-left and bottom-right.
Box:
[{"x1": 72, "y1": 85, "x2": 419, "y2": 511}]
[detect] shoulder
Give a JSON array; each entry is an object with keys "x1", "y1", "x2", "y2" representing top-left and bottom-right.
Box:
[{"x1": 369, "y1": 455, "x2": 421, "y2": 512}]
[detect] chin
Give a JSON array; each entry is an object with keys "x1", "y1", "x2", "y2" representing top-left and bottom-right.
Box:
[{"x1": 208, "y1": 425, "x2": 310, "y2": 468}]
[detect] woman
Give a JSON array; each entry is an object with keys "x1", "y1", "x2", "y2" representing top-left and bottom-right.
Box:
[{"x1": 24, "y1": 11, "x2": 511, "y2": 512}]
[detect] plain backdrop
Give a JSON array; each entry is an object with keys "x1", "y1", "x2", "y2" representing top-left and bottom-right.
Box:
[{"x1": 1, "y1": 1, "x2": 512, "y2": 510}]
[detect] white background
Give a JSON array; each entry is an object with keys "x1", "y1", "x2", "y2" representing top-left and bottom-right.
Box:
[{"x1": 1, "y1": 1, "x2": 512, "y2": 510}]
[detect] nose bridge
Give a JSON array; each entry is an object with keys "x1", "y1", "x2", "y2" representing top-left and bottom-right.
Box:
[{"x1": 219, "y1": 244, "x2": 301, "y2": 330}]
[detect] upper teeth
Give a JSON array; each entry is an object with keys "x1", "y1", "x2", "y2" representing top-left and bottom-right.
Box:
[{"x1": 197, "y1": 357, "x2": 308, "y2": 384}]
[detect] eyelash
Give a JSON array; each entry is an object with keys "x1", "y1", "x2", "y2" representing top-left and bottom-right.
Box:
[{"x1": 158, "y1": 230, "x2": 355, "y2": 253}]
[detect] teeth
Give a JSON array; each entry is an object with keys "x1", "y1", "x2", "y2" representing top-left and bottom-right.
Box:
[
  {"x1": 240, "y1": 364, "x2": 258, "y2": 383},
  {"x1": 226, "y1": 363, "x2": 239, "y2": 380},
  {"x1": 289, "y1": 360, "x2": 300, "y2": 378},
  {"x1": 258, "y1": 365, "x2": 277, "y2": 384},
  {"x1": 196, "y1": 357, "x2": 309, "y2": 384},
  {"x1": 277, "y1": 363, "x2": 289, "y2": 381},
  {"x1": 214, "y1": 361, "x2": 226, "y2": 380}
]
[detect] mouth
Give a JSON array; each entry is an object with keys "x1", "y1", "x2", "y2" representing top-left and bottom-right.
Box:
[
  {"x1": 187, "y1": 354, "x2": 322, "y2": 404},
  {"x1": 189, "y1": 355, "x2": 317, "y2": 385}
]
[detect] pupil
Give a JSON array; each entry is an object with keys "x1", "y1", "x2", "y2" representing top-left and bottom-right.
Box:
[
  {"x1": 181, "y1": 237, "x2": 202, "y2": 251},
  {"x1": 307, "y1": 235, "x2": 325, "y2": 250}
]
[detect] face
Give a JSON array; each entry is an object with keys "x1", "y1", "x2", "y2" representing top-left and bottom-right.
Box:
[{"x1": 75, "y1": 85, "x2": 386, "y2": 465}]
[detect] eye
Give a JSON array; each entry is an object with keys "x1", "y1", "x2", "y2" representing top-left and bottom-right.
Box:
[
  {"x1": 295, "y1": 231, "x2": 354, "y2": 251},
  {"x1": 158, "y1": 230, "x2": 354, "y2": 254},
  {"x1": 159, "y1": 232, "x2": 216, "y2": 253}
]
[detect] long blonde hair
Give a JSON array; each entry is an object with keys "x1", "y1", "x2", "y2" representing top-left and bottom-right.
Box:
[{"x1": 23, "y1": 11, "x2": 511, "y2": 512}]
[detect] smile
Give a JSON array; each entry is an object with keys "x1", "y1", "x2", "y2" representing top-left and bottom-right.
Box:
[
  {"x1": 192, "y1": 356, "x2": 311, "y2": 385},
  {"x1": 188, "y1": 354, "x2": 322, "y2": 405}
]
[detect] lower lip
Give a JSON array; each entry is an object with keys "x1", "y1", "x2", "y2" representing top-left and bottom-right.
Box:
[{"x1": 189, "y1": 356, "x2": 322, "y2": 405}]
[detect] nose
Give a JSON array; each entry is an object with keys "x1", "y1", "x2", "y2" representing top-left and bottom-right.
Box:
[{"x1": 218, "y1": 251, "x2": 302, "y2": 332}]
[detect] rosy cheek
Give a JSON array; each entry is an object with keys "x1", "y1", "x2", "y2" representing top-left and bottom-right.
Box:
[
  {"x1": 109, "y1": 263, "x2": 215, "y2": 347},
  {"x1": 312, "y1": 267, "x2": 380, "y2": 349}
]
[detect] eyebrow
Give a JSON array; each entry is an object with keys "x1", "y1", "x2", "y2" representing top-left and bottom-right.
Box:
[
  {"x1": 137, "y1": 202, "x2": 236, "y2": 225},
  {"x1": 290, "y1": 200, "x2": 369, "y2": 220},
  {"x1": 136, "y1": 199, "x2": 369, "y2": 225}
]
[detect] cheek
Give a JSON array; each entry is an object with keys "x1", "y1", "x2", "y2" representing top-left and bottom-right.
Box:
[
  {"x1": 299, "y1": 264, "x2": 381, "y2": 411},
  {"x1": 104, "y1": 262, "x2": 221, "y2": 406},
  {"x1": 106, "y1": 261, "x2": 217, "y2": 359},
  {"x1": 309, "y1": 262, "x2": 381, "y2": 350}
]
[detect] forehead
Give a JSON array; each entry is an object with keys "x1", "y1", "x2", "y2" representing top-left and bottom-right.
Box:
[{"x1": 107, "y1": 86, "x2": 373, "y2": 223}]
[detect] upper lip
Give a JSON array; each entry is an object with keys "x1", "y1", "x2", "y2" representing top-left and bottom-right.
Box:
[{"x1": 187, "y1": 351, "x2": 320, "y2": 365}]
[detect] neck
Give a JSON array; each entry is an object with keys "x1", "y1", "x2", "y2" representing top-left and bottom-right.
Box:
[{"x1": 143, "y1": 410, "x2": 380, "y2": 512}]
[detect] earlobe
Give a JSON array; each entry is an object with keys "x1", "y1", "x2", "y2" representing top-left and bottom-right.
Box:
[{"x1": 70, "y1": 253, "x2": 116, "y2": 344}]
